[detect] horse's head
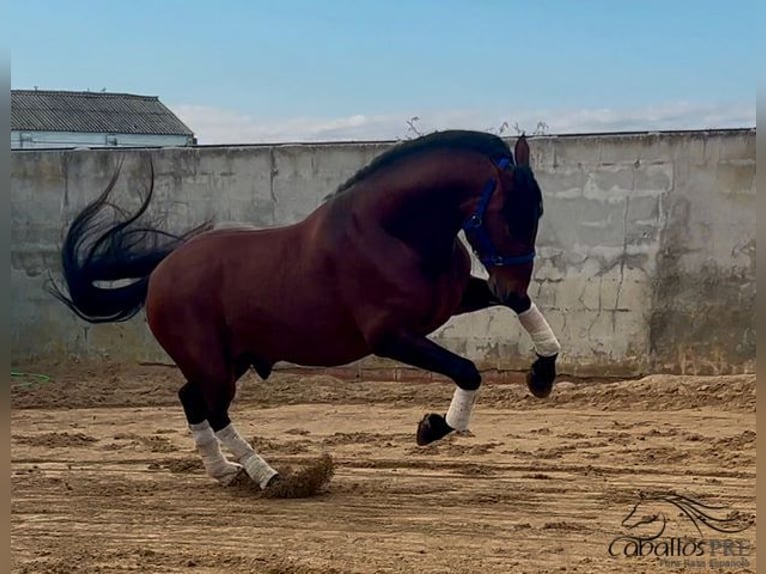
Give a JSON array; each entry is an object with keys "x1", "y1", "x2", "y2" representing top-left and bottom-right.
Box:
[{"x1": 462, "y1": 134, "x2": 543, "y2": 309}]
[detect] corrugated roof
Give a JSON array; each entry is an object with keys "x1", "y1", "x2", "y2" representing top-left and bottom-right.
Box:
[{"x1": 11, "y1": 89, "x2": 194, "y2": 136}]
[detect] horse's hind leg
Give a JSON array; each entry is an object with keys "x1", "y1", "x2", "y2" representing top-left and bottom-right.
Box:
[
  {"x1": 166, "y1": 326, "x2": 278, "y2": 489},
  {"x1": 178, "y1": 382, "x2": 243, "y2": 486},
  {"x1": 196, "y1": 356, "x2": 279, "y2": 490},
  {"x1": 214, "y1": 418, "x2": 279, "y2": 489}
]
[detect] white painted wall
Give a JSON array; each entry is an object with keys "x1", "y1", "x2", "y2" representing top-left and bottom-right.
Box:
[{"x1": 10, "y1": 130, "x2": 193, "y2": 149}]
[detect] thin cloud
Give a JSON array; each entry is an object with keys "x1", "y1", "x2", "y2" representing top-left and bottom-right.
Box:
[{"x1": 173, "y1": 101, "x2": 755, "y2": 145}]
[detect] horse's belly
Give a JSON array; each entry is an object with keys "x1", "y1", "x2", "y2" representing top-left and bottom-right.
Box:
[
  {"x1": 281, "y1": 336, "x2": 370, "y2": 367},
  {"x1": 269, "y1": 331, "x2": 370, "y2": 368},
  {"x1": 232, "y1": 305, "x2": 371, "y2": 368}
]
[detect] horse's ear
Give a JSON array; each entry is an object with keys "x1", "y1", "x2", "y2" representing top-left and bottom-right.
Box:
[{"x1": 515, "y1": 134, "x2": 530, "y2": 166}]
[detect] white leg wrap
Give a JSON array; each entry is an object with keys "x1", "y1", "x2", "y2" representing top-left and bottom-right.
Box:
[
  {"x1": 189, "y1": 421, "x2": 242, "y2": 485},
  {"x1": 242, "y1": 453, "x2": 279, "y2": 489},
  {"x1": 215, "y1": 423, "x2": 255, "y2": 461},
  {"x1": 445, "y1": 388, "x2": 478, "y2": 431},
  {"x1": 517, "y1": 302, "x2": 561, "y2": 357},
  {"x1": 215, "y1": 423, "x2": 279, "y2": 489}
]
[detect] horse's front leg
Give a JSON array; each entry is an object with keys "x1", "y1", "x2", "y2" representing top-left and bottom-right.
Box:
[
  {"x1": 505, "y1": 293, "x2": 561, "y2": 398},
  {"x1": 373, "y1": 332, "x2": 482, "y2": 446},
  {"x1": 452, "y1": 276, "x2": 502, "y2": 315},
  {"x1": 454, "y1": 276, "x2": 561, "y2": 399}
]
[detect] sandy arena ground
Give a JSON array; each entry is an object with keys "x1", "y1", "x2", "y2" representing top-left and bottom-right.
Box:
[{"x1": 10, "y1": 363, "x2": 756, "y2": 574}]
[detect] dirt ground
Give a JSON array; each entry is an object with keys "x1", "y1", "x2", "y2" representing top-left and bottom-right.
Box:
[{"x1": 10, "y1": 363, "x2": 756, "y2": 574}]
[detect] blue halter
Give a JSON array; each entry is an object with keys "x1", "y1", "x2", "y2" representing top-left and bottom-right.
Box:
[{"x1": 461, "y1": 156, "x2": 537, "y2": 267}]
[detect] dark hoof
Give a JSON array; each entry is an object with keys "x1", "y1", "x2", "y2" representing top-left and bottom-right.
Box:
[
  {"x1": 264, "y1": 473, "x2": 281, "y2": 489},
  {"x1": 526, "y1": 369, "x2": 554, "y2": 398},
  {"x1": 416, "y1": 413, "x2": 454, "y2": 446},
  {"x1": 526, "y1": 354, "x2": 557, "y2": 399}
]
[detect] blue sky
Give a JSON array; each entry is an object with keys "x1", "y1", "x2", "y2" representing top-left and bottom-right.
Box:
[{"x1": 10, "y1": 0, "x2": 756, "y2": 143}]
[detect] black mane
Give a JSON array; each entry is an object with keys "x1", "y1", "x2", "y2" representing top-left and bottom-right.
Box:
[{"x1": 328, "y1": 129, "x2": 513, "y2": 199}]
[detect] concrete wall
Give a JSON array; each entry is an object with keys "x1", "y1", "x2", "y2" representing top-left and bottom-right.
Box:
[{"x1": 10, "y1": 129, "x2": 756, "y2": 377}]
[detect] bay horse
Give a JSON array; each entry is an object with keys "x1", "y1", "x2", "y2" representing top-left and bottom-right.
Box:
[{"x1": 50, "y1": 130, "x2": 561, "y2": 489}]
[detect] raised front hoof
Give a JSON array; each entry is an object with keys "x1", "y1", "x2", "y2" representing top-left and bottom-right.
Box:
[
  {"x1": 526, "y1": 370, "x2": 554, "y2": 399},
  {"x1": 416, "y1": 413, "x2": 454, "y2": 446}
]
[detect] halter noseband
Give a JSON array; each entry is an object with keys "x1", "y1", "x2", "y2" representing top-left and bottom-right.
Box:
[{"x1": 461, "y1": 156, "x2": 536, "y2": 267}]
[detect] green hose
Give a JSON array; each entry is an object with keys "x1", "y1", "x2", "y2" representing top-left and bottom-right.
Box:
[{"x1": 10, "y1": 370, "x2": 52, "y2": 389}]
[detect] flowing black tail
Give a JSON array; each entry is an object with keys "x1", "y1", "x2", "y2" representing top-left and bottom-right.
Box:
[{"x1": 48, "y1": 157, "x2": 212, "y2": 324}]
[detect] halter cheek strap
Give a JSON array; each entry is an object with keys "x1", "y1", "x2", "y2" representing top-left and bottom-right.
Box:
[{"x1": 461, "y1": 157, "x2": 536, "y2": 267}]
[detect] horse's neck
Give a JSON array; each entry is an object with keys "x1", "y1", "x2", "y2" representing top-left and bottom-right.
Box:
[
  {"x1": 352, "y1": 158, "x2": 486, "y2": 263},
  {"x1": 336, "y1": 151, "x2": 493, "y2": 261}
]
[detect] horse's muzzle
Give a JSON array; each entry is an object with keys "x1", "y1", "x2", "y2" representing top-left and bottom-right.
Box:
[{"x1": 487, "y1": 269, "x2": 533, "y2": 311}]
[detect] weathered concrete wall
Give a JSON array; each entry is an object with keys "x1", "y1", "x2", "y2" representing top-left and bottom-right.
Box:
[{"x1": 10, "y1": 129, "x2": 756, "y2": 377}]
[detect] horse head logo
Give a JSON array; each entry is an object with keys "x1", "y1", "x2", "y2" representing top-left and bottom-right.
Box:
[{"x1": 620, "y1": 491, "x2": 754, "y2": 540}]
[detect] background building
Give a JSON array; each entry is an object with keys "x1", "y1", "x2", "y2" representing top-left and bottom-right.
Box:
[{"x1": 11, "y1": 89, "x2": 196, "y2": 149}]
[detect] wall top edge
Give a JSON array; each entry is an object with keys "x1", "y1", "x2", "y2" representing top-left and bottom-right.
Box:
[{"x1": 11, "y1": 126, "x2": 756, "y2": 154}]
